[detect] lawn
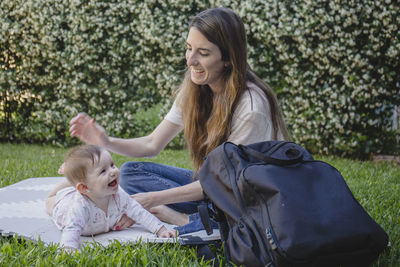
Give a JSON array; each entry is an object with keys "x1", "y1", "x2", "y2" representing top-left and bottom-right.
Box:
[{"x1": 0, "y1": 143, "x2": 399, "y2": 266}]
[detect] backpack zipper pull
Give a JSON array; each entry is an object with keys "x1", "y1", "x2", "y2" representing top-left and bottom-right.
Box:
[{"x1": 266, "y1": 228, "x2": 277, "y2": 250}]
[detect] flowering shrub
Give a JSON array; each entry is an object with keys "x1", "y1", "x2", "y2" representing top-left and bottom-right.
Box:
[
  {"x1": 1, "y1": 0, "x2": 398, "y2": 156},
  {"x1": 0, "y1": 0, "x2": 209, "y2": 145},
  {"x1": 236, "y1": 0, "x2": 400, "y2": 156}
]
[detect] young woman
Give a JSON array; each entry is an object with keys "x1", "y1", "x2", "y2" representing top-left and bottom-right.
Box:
[{"x1": 69, "y1": 7, "x2": 289, "y2": 234}]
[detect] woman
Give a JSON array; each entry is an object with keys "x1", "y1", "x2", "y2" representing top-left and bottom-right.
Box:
[{"x1": 69, "y1": 7, "x2": 289, "y2": 234}]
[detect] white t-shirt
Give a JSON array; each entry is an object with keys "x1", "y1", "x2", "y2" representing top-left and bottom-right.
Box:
[{"x1": 165, "y1": 82, "x2": 284, "y2": 145}]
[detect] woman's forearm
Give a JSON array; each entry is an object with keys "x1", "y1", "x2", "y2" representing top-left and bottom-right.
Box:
[
  {"x1": 104, "y1": 120, "x2": 183, "y2": 158},
  {"x1": 105, "y1": 136, "x2": 159, "y2": 158},
  {"x1": 154, "y1": 180, "x2": 204, "y2": 206}
]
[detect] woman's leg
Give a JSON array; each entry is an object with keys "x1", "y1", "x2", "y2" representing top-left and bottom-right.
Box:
[
  {"x1": 148, "y1": 204, "x2": 218, "y2": 234},
  {"x1": 174, "y1": 211, "x2": 219, "y2": 235},
  {"x1": 119, "y1": 161, "x2": 199, "y2": 214},
  {"x1": 119, "y1": 161, "x2": 218, "y2": 234}
]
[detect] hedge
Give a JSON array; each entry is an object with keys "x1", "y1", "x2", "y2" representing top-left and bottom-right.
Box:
[{"x1": 1, "y1": 0, "x2": 399, "y2": 157}]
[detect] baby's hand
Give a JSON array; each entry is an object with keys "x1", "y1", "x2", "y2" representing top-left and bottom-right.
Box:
[{"x1": 156, "y1": 226, "x2": 177, "y2": 238}]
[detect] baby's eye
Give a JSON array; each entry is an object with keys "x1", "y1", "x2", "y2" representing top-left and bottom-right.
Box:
[
  {"x1": 100, "y1": 169, "x2": 106, "y2": 174},
  {"x1": 111, "y1": 162, "x2": 115, "y2": 167}
]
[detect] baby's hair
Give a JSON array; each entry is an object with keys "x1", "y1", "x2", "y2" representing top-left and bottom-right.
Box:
[{"x1": 63, "y1": 145, "x2": 103, "y2": 185}]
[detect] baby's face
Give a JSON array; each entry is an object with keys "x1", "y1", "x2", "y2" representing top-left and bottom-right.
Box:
[{"x1": 85, "y1": 150, "x2": 120, "y2": 198}]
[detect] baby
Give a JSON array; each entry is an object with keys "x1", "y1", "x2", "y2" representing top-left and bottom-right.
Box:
[{"x1": 46, "y1": 145, "x2": 176, "y2": 251}]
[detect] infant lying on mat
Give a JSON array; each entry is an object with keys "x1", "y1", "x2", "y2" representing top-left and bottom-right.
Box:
[{"x1": 45, "y1": 145, "x2": 176, "y2": 251}]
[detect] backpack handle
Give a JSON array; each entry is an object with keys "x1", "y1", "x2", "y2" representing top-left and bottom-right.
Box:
[{"x1": 238, "y1": 142, "x2": 303, "y2": 166}]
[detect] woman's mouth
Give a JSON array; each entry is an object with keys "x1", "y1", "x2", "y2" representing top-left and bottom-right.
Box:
[{"x1": 191, "y1": 68, "x2": 204, "y2": 74}]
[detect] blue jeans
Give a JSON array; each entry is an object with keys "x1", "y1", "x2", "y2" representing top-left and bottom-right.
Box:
[{"x1": 119, "y1": 161, "x2": 218, "y2": 235}]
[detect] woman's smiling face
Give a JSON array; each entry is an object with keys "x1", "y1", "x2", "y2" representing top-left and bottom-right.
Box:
[{"x1": 186, "y1": 27, "x2": 227, "y2": 93}]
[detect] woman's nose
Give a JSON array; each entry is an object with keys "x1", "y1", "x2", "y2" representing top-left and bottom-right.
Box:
[{"x1": 186, "y1": 51, "x2": 198, "y2": 66}]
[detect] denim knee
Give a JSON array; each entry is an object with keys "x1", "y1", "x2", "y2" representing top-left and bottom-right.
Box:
[
  {"x1": 120, "y1": 161, "x2": 142, "y2": 177},
  {"x1": 118, "y1": 161, "x2": 199, "y2": 213},
  {"x1": 119, "y1": 161, "x2": 147, "y2": 194}
]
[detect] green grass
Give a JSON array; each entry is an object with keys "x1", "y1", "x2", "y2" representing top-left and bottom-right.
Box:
[{"x1": 1, "y1": 143, "x2": 399, "y2": 266}]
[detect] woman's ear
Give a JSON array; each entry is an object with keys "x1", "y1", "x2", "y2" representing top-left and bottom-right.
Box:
[
  {"x1": 76, "y1": 182, "x2": 89, "y2": 194},
  {"x1": 224, "y1": 62, "x2": 230, "y2": 67}
]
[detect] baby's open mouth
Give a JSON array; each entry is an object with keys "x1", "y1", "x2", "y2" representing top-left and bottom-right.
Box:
[{"x1": 108, "y1": 179, "x2": 117, "y2": 187}]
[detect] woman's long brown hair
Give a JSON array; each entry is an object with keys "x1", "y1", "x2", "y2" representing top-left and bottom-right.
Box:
[{"x1": 176, "y1": 7, "x2": 289, "y2": 172}]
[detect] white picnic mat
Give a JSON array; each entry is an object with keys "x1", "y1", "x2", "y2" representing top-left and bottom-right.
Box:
[{"x1": 0, "y1": 177, "x2": 220, "y2": 248}]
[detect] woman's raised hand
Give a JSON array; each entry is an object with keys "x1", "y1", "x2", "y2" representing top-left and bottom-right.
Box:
[{"x1": 69, "y1": 113, "x2": 109, "y2": 146}]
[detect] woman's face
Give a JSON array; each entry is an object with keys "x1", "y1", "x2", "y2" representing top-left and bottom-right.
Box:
[{"x1": 186, "y1": 27, "x2": 227, "y2": 93}]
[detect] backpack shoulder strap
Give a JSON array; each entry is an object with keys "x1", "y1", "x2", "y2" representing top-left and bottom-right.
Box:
[{"x1": 198, "y1": 203, "x2": 213, "y2": 235}]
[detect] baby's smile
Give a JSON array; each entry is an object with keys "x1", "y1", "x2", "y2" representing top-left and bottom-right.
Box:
[{"x1": 108, "y1": 179, "x2": 118, "y2": 187}]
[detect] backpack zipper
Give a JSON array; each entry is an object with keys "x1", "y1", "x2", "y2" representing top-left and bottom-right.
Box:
[{"x1": 266, "y1": 227, "x2": 278, "y2": 250}]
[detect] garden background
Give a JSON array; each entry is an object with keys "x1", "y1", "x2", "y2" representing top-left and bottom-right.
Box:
[
  {"x1": 1, "y1": 0, "x2": 399, "y2": 157},
  {"x1": 1, "y1": 0, "x2": 399, "y2": 266}
]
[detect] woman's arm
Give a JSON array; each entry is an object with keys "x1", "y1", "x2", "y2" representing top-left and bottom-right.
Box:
[
  {"x1": 133, "y1": 180, "x2": 203, "y2": 210},
  {"x1": 105, "y1": 120, "x2": 182, "y2": 158},
  {"x1": 69, "y1": 113, "x2": 182, "y2": 158}
]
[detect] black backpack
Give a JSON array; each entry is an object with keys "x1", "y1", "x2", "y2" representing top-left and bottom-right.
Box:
[{"x1": 197, "y1": 141, "x2": 389, "y2": 267}]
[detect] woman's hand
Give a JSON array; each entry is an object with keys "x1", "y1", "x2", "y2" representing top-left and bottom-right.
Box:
[
  {"x1": 133, "y1": 181, "x2": 204, "y2": 211},
  {"x1": 69, "y1": 113, "x2": 109, "y2": 146},
  {"x1": 132, "y1": 192, "x2": 157, "y2": 210},
  {"x1": 114, "y1": 214, "x2": 136, "y2": 230}
]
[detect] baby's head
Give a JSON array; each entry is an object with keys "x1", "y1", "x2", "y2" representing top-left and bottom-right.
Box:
[
  {"x1": 63, "y1": 145, "x2": 120, "y2": 197},
  {"x1": 64, "y1": 145, "x2": 102, "y2": 185}
]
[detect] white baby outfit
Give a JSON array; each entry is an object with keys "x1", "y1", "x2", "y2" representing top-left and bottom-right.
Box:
[{"x1": 52, "y1": 186, "x2": 164, "y2": 249}]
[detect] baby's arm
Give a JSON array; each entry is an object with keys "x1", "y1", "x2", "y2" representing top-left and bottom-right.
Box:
[
  {"x1": 60, "y1": 227, "x2": 81, "y2": 251},
  {"x1": 119, "y1": 189, "x2": 177, "y2": 237},
  {"x1": 55, "y1": 194, "x2": 87, "y2": 251},
  {"x1": 129, "y1": 200, "x2": 177, "y2": 238}
]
